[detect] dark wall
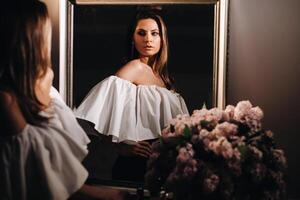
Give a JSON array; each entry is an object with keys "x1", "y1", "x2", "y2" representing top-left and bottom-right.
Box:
[{"x1": 227, "y1": 0, "x2": 300, "y2": 198}]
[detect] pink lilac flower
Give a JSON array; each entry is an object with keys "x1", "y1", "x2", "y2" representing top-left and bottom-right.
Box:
[
  {"x1": 208, "y1": 108, "x2": 224, "y2": 122},
  {"x1": 245, "y1": 106, "x2": 263, "y2": 131},
  {"x1": 192, "y1": 108, "x2": 208, "y2": 120},
  {"x1": 265, "y1": 130, "x2": 274, "y2": 138},
  {"x1": 202, "y1": 174, "x2": 220, "y2": 194},
  {"x1": 186, "y1": 143, "x2": 195, "y2": 157},
  {"x1": 177, "y1": 146, "x2": 193, "y2": 163},
  {"x1": 198, "y1": 129, "x2": 211, "y2": 139},
  {"x1": 272, "y1": 149, "x2": 287, "y2": 168},
  {"x1": 249, "y1": 146, "x2": 263, "y2": 160},
  {"x1": 182, "y1": 159, "x2": 198, "y2": 179},
  {"x1": 192, "y1": 108, "x2": 223, "y2": 124},
  {"x1": 224, "y1": 105, "x2": 235, "y2": 119},
  {"x1": 207, "y1": 136, "x2": 236, "y2": 159},
  {"x1": 213, "y1": 122, "x2": 238, "y2": 138},
  {"x1": 146, "y1": 100, "x2": 286, "y2": 200},
  {"x1": 167, "y1": 158, "x2": 198, "y2": 182},
  {"x1": 249, "y1": 106, "x2": 264, "y2": 121},
  {"x1": 231, "y1": 100, "x2": 264, "y2": 132},
  {"x1": 230, "y1": 135, "x2": 246, "y2": 147},
  {"x1": 168, "y1": 114, "x2": 192, "y2": 135},
  {"x1": 161, "y1": 128, "x2": 176, "y2": 138},
  {"x1": 234, "y1": 100, "x2": 253, "y2": 122}
]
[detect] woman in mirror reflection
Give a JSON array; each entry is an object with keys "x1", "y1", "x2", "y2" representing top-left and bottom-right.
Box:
[
  {"x1": 75, "y1": 9, "x2": 189, "y2": 182},
  {"x1": 0, "y1": 1, "x2": 125, "y2": 199}
]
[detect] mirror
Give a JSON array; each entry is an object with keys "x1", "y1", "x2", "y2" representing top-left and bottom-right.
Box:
[
  {"x1": 73, "y1": 4, "x2": 214, "y2": 112},
  {"x1": 60, "y1": 0, "x2": 228, "y2": 192}
]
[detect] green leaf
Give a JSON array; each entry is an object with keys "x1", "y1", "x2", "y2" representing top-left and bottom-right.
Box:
[
  {"x1": 237, "y1": 145, "x2": 248, "y2": 161},
  {"x1": 183, "y1": 125, "x2": 191, "y2": 138},
  {"x1": 200, "y1": 120, "x2": 209, "y2": 127},
  {"x1": 159, "y1": 136, "x2": 163, "y2": 144}
]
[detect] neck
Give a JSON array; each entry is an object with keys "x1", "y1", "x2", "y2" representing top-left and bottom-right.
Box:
[
  {"x1": 139, "y1": 55, "x2": 156, "y2": 68},
  {"x1": 139, "y1": 56, "x2": 149, "y2": 65}
]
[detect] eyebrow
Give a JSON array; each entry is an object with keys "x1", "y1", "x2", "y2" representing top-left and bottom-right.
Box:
[{"x1": 136, "y1": 28, "x2": 159, "y2": 32}]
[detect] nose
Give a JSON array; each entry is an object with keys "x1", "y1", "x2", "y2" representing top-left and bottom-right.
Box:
[{"x1": 145, "y1": 32, "x2": 152, "y2": 42}]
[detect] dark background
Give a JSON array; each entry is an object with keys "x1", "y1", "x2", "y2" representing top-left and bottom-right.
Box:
[{"x1": 73, "y1": 4, "x2": 215, "y2": 113}]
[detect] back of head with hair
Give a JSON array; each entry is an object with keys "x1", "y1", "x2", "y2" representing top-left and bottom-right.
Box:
[{"x1": 0, "y1": 0, "x2": 51, "y2": 125}]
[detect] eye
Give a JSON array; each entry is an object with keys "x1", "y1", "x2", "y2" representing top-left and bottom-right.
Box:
[
  {"x1": 152, "y1": 32, "x2": 159, "y2": 36},
  {"x1": 137, "y1": 30, "x2": 146, "y2": 36}
]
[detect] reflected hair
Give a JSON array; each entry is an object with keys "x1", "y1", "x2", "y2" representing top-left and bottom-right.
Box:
[
  {"x1": 127, "y1": 10, "x2": 174, "y2": 90},
  {"x1": 0, "y1": 0, "x2": 51, "y2": 125}
]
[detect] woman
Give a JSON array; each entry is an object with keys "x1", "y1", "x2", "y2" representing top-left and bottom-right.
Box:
[
  {"x1": 75, "y1": 10, "x2": 189, "y2": 181},
  {"x1": 0, "y1": 1, "x2": 124, "y2": 199}
]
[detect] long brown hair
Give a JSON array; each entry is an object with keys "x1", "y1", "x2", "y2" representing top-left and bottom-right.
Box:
[
  {"x1": 127, "y1": 11, "x2": 174, "y2": 90},
  {"x1": 0, "y1": 0, "x2": 51, "y2": 125}
]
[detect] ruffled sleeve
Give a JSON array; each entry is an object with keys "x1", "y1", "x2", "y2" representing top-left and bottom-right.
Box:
[
  {"x1": 75, "y1": 76, "x2": 189, "y2": 143},
  {"x1": 27, "y1": 124, "x2": 88, "y2": 199},
  {"x1": 0, "y1": 107, "x2": 89, "y2": 199},
  {"x1": 49, "y1": 86, "x2": 90, "y2": 148}
]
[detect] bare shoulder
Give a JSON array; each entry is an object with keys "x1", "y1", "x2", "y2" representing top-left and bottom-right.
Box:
[
  {"x1": 0, "y1": 90, "x2": 14, "y2": 108},
  {"x1": 0, "y1": 90, "x2": 19, "y2": 118},
  {"x1": 0, "y1": 90, "x2": 26, "y2": 134},
  {"x1": 115, "y1": 59, "x2": 144, "y2": 83}
]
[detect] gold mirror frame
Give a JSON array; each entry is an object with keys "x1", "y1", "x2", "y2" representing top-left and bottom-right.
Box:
[{"x1": 59, "y1": 0, "x2": 229, "y2": 109}]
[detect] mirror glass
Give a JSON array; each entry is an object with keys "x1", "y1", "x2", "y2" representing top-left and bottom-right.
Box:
[{"x1": 73, "y1": 4, "x2": 214, "y2": 112}]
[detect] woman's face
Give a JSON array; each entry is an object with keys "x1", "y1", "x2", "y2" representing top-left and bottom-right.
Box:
[
  {"x1": 133, "y1": 18, "x2": 161, "y2": 58},
  {"x1": 35, "y1": 67, "x2": 54, "y2": 107}
]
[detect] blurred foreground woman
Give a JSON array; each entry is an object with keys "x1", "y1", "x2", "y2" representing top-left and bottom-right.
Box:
[{"x1": 0, "y1": 1, "x2": 125, "y2": 199}]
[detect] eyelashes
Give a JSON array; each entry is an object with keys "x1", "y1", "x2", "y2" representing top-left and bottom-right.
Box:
[
  {"x1": 151, "y1": 32, "x2": 159, "y2": 36},
  {"x1": 136, "y1": 30, "x2": 160, "y2": 37}
]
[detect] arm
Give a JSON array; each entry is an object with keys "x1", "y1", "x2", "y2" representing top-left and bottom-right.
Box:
[
  {"x1": 0, "y1": 91, "x2": 26, "y2": 134},
  {"x1": 113, "y1": 141, "x2": 152, "y2": 158}
]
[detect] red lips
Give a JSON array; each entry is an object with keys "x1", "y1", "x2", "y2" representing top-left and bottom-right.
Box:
[{"x1": 145, "y1": 45, "x2": 153, "y2": 49}]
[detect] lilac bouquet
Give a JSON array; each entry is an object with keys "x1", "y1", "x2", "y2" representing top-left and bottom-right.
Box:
[{"x1": 145, "y1": 101, "x2": 287, "y2": 200}]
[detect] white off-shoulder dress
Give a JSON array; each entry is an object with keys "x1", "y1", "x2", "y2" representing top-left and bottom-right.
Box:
[
  {"x1": 75, "y1": 76, "x2": 189, "y2": 143},
  {"x1": 0, "y1": 87, "x2": 90, "y2": 200}
]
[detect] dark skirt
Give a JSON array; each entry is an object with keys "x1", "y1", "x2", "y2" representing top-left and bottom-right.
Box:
[{"x1": 112, "y1": 139, "x2": 157, "y2": 182}]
